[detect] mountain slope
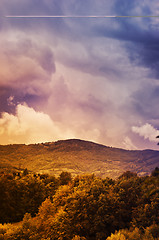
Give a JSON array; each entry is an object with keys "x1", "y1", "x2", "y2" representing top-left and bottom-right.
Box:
[{"x1": 0, "y1": 139, "x2": 159, "y2": 178}]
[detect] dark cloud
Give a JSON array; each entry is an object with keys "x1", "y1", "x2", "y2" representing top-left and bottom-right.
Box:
[
  {"x1": 0, "y1": 85, "x2": 49, "y2": 116},
  {"x1": 92, "y1": 0, "x2": 159, "y2": 78},
  {"x1": 127, "y1": 40, "x2": 159, "y2": 78},
  {"x1": 0, "y1": 36, "x2": 56, "y2": 114},
  {"x1": 113, "y1": 0, "x2": 151, "y2": 15},
  {"x1": 131, "y1": 84, "x2": 159, "y2": 121},
  {"x1": 0, "y1": 87, "x2": 16, "y2": 115}
]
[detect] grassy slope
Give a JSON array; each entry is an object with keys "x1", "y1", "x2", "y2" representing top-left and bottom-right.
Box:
[{"x1": 0, "y1": 139, "x2": 159, "y2": 178}]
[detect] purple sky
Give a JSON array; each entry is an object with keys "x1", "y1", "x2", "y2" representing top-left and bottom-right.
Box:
[{"x1": 0, "y1": 0, "x2": 159, "y2": 150}]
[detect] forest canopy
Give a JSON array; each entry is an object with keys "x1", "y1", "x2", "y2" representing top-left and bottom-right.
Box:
[{"x1": 0, "y1": 169, "x2": 158, "y2": 240}]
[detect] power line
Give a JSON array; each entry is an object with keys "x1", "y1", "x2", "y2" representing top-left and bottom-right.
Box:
[{"x1": 5, "y1": 15, "x2": 159, "y2": 18}]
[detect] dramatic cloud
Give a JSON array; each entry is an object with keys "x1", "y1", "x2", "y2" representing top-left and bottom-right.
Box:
[
  {"x1": 0, "y1": 33, "x2": 55, "y2": 113},
  {"x1": 0, "y1": 0, "x2": 159, "y2": 150},
  {"x1": 95, "y1": 0, "x2": 159, "y2": 78},
  {"x1": 0, "y1": 35, "x2": 55, "y2": 85}
]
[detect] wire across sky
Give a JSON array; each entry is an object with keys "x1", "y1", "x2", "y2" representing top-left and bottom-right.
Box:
[{"x1": 5, "y1": 15, "x2": 159, "y2": 18}]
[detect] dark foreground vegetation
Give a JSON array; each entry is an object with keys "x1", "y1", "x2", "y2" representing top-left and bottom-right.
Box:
[{"x1": 0, "y1": 167, "x2": 159, "y2": 239}]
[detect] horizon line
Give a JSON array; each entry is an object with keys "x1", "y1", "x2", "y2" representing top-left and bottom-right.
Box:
[{"x1": 5, "y1": 15, "x2": 159, "y2": 18}]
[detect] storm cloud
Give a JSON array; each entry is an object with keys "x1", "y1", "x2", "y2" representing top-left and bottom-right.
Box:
[{"x1": 0, "y1": 0, "x2": 159, "y2": 149}]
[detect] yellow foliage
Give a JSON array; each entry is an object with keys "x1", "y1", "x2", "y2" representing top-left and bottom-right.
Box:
[{"x1": 107, "y1": 231, "x2": 126, "y2": 240}]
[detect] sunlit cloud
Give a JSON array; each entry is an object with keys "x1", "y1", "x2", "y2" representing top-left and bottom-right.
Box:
[
  {"x1": 0, "y1": 104, "x2": 75, "y2": 145},
  {"x1": 132, "y1": 123, "x2": 159, "y2": 142}
]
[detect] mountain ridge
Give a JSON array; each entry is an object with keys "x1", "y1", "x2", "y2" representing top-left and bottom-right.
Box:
[{"x1": 0, "y1": 138, "x2": 159, "y2": 178}]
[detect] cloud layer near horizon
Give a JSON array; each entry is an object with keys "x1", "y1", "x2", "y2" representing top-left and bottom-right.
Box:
[
  {"x1": 0, "y1": 0, "x2": 159, "y2": 150},
  {"x1": 0, "y1": 104, "x2": 64, "y2": 144}
]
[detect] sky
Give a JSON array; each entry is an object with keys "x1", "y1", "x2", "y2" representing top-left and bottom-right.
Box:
[{"x1": 0, "y1": 0, "x2": 159, "y2": 150}]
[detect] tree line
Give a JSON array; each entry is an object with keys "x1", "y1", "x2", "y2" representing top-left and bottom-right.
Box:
[{"x1": 0, "y1": 168, "x2": 158, "y2": 239}]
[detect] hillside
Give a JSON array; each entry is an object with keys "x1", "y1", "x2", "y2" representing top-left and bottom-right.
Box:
[{"x1": 0, "y1": 139, "x2": 159, "y2": 178}]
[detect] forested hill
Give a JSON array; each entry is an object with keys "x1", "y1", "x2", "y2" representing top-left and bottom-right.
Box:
[{"x1": 0, "y1": 139, "x2": 159, "y2": 178}]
